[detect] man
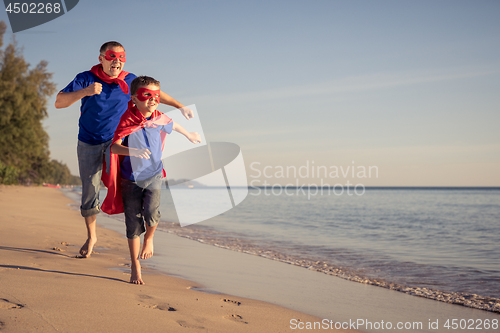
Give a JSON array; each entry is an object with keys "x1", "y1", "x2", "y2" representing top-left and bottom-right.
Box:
[{"x1": 55, "y1": 41, "x2": 192, "y2": 258}]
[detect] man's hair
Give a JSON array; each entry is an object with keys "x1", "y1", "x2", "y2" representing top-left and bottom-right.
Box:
[
  {"x1": 100, "y1": 41, "x2": 125, "y2": 54},
  {"x1": 131, "y1": 76, "x2": 161, "y2": 95}
]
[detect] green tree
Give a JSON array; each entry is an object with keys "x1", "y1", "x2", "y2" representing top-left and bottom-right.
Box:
[
  {"x1": 0, "y1": 21, "x2": 78, "y2": 185},
  {"x1": 44, "y1": 160, "x2": 81, "y2": 185},
  {"x1": 0, "y1": 160, "x2": 19, "y2": 184}
]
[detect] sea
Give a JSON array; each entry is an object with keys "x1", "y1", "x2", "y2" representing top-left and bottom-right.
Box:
[{"x1": 69, "y1": 186, "x2": 500, "y2": 310}]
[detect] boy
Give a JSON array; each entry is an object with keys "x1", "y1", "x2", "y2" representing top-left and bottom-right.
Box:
[
  {"x1": 55, "y1": 41, "x2": 193, "y2": 258},
  {"x1": 103, "y1": 76, "x2": 200, "y2": 284}
]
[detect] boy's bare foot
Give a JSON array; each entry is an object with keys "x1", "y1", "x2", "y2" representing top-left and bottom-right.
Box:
[
  {"x1": 140, "y1": 238, "x2": 154, "y2": 259},
  {"x1": 130, "y1": 263, "x2": 144, "y2": 285},
  {"x1": 79, "y1": 237, "x2": 97, "y2": 258}
]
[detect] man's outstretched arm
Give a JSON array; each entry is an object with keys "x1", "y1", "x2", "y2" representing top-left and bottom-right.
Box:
[{"x1": 159, "y1": 91, "x2": 193, "y2": 120}]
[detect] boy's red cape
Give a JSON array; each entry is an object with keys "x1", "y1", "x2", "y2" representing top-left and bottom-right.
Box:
[{"x1": 101, "y1": 101, "x2": 172, "y2": 215}]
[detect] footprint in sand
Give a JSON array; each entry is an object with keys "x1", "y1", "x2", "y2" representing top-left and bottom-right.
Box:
[
  {"x1": 138, "y1": 295, "x2": 176, "y2": 311},
  {"x1": 147, "y1": 304, "x2": 176, "y2": 311},
  {"x1": 221, "y1": 298, "x2": 241, "y2": 306},
  {"x1": 223, "y1": 314, "x2": 248, "y2": 324},
  {"x1": 0, "y1": 299, "x2": 23, "y2": 309},
  {"x1": 176, "y1": 320, "x2": 205, "y2": 329}
]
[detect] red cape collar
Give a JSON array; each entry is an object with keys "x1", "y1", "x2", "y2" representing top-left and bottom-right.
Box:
[{"x1": 90, "y1": 64, "x2": 130, "y2": 94}]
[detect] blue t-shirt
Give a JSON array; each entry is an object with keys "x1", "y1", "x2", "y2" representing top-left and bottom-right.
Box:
[
  {"x1": 61, "y1": 71, "x2": 137, "y2": 145},
  {"x1": 120, "y1": 120, "x2": 173, "y2": 182}
]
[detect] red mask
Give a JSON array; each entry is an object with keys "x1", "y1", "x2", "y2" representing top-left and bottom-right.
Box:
[
  {"x1": 136, "y1": 88, "x2": 160, "y2": 104},
  {"x1": 104, "y1": 50, "x2": 126, "y2": 62}
]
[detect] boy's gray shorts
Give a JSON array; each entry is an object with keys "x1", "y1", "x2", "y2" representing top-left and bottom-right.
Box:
[{"x1": 121, "y1": 173, "x2": 162, "y2": 239}]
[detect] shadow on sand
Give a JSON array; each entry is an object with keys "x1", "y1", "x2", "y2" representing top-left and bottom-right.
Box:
[{"x1": 0, "y1": 246, "x2": 126, "y2": 283}]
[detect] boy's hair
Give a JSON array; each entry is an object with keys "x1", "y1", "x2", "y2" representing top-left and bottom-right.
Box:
[
  {"x1": 100, "y1": 41, "x2": 125, "y2": 53},
  {"x1": 131, "y1": 76, "x2": 161, "y2": 96}
]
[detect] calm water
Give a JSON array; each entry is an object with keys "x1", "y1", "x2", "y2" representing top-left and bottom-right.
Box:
[{"x1": 156, "y1": 187, "x2": 500, "y2": 299}]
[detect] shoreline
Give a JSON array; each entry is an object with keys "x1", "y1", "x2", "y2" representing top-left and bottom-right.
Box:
[
  {"x1": 161, "y1": 221, "x2": 500, "y2": 314},
  {"x1": 0, "y1": 186, "x2": 352, "y2": 333},
  {"x1": 73, "y1": 183, "x2": 499, "y2": 314},
  {"x1": 155, "y1": 186, "x2": 500, "y2": 313}
]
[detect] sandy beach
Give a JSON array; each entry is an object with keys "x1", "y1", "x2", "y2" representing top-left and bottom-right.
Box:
[
  {"x1": 0, "y1": 186, "x2": 358, "y2": 333},
  {"x1": 2, "y1": 186, "x2": 499, "y2": 333}
]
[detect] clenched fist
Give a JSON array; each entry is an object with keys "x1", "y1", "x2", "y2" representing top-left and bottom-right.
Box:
[{"x1": 85, "y1": 82, "x2": 102, "y2": 96}]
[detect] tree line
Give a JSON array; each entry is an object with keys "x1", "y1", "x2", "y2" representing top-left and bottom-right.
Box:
[{"x1": 0, "y1": 21, "x2": 80, "y2": 185}]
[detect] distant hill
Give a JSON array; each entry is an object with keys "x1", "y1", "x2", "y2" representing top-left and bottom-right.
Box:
[{"x1": 164, "y1": 179, "x2": 207, "y2": 188}]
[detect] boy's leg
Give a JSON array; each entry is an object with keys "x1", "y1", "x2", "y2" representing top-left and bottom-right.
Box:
[
  {"x1": 128, "y1": 237, "x2": 144, "y2": 285},
  {"x1": 140, "y1": 174, "x2": 162, "y2": 260},
  {"x1": 121, "y1": 178, "x2": 147, "y2": 284},
  {"x1": 77, "y1": 140, "x2": 111, "y2": 258},
  {"x1": 141, "y1": 224, "x2": 157, "y2": 260}
]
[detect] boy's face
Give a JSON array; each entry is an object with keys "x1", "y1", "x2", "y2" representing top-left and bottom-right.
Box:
[
  {"x1": 99, "y1": 46, "x2": 126, "y2": 78},
  {"x1": 132, "y1": 84, "x2": 161, "y2": 115}
]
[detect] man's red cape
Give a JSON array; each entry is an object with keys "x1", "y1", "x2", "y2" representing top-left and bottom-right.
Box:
[{"x1": 101, "y1": 101, "x2": 172, "y2": 215}]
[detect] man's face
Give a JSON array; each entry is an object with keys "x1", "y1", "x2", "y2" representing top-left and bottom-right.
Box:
[
  {"x1": 99, "y1": 46, "x2": 126, "y2": 78},
  {"x1": 132, "y1": 84, "x2": 161, "y2": 115}
]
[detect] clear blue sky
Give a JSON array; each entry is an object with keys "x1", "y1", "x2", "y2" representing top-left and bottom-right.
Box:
[{"x1": 1, "y1": 0, "x2": 499, "y2": 186}]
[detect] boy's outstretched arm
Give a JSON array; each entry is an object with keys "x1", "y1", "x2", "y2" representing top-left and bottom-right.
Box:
[
  {"x1": 54, "y1": 83, "x2": 102, "y2": 108},
  {"x1": 159, "y1": 91, "x2": 194, "y2": 120},
  {"x1": 111, "y1": 139, "x2": 151, "y2": 159},
  {"x1": 172, "y1": 122, "x2": 201, "y2": 144}
]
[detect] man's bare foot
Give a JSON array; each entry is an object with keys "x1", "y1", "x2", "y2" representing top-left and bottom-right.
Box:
[
  {"x1": 140, "y1": 238, "x2": 154, "y2": 259},
  {"x1": 79, "y1": 237, "x2": 97, "y2": 258},
  {"x1": 130, "y1": 263, "x2": 144, "y2": 285}
]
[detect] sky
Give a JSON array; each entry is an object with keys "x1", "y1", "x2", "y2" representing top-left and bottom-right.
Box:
[{"x1": 1, "y1": 0, "x2": 499, "y2": 186}]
